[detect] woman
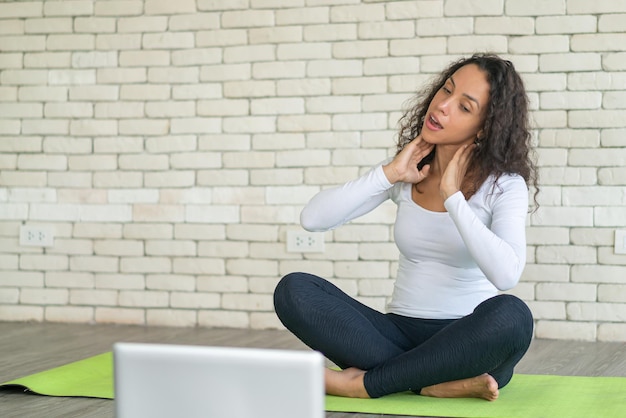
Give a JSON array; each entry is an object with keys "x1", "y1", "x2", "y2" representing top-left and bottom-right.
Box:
[{"x1": 274, "y1": 53, "x2": 538, "y2": 401}]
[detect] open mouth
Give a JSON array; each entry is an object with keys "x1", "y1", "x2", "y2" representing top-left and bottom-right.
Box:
[{"x1": 428, "y1": 114, "x2": 443, "y2": 129}]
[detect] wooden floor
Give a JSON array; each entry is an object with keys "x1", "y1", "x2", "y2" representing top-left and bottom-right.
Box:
[{"x1": 1, "y1": 322, "x2": 625, "y2": 418}]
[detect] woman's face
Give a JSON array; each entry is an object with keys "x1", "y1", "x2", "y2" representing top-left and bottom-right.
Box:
[{"x1": 422, "y1": 63, "x2": 490, "y2": 146}]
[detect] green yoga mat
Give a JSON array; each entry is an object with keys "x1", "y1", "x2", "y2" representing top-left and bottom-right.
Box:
[{"x1": 2, "y1": 353, "x2": 626, "y2": 418}]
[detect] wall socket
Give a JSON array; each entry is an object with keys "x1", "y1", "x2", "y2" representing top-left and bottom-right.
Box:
[
  {"x1": 286, "y1": 230, "x2": 325, "y2": 253},
  {"x1": 615, "y1": 230, "x2": 626, "y2": 255},
  {"x1": 20, "y1": 225, "x2": 54, "y2": 247}
]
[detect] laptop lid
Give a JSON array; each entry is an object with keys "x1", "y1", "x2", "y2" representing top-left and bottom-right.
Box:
[{"x1": 113, "y1": 342, "x2": 325, "y2": 418}]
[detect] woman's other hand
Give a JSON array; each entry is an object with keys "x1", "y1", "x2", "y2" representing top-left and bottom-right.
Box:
[
  {"x1": 440, "y1": 143, "x2": 475, "y2": 200},
  {"x1": 383, "y1": 136, "x2": 434, "y2": 184}
]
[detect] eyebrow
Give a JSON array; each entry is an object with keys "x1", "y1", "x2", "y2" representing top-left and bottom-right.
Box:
[{"x1": 449, "y1": 76, "x2": 481, "y2": 109}]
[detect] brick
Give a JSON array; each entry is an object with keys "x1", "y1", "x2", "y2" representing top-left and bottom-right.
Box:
[
  {"x1": 602, "y1": 128, "x2": 626, "y2": 147},
  {"x1": 249, "y1": 26, "x2": 303, "y2": 44},
  {"x1": 69, "y1": 85, "x2": 119, "y2": 101},
  {"x1": 171, "y1": 48, "x2": 220, "y2": 66},
  {"x1": 119, "y1": 51, "x2": 168, "y2": 66},
  {"x1": 275, "y1": 6, "x2": 329, "y2": 26},
  {"x1": 145, "y1": 101, "x2": 195, "y2": 117},
  {"x1": 147, "y1": 309, "x2": 197, "y2": 327},
  {"x1": 170, "y1": 292, "x2": 220, "y2": 309},
  {"x1": 20, "y1": 254, "x2": 68, "y2": 271},
  {"x1": 475, "y1": 17, "x2": 534, "y2": 35},
  {"x1": 69, "y1": 119, "x2": 117, "y2": 136},
  {"x1": 143, "y1": 32, "x2": 194, "y2": 49},
  {"x1": 117, "y1": 16, "x2": 167, "y2": 33},
  {"x1": 539, "y1": 129, "x2": 599, "y2": 148},
  {"x1": 49, "y1": 172, "x2": 92, "y2": 188},
  {"x1": 568, "y1": 0, "x2": 626, "y2": 14},
  {"x1": 94, "y1": 1, "x2": 143, "y2": 16},
  {"x1": 95, "y1": 307, "x2": 145, "y2": 324},
  {"x1": 277, "y1": 42, "x2": 331, "y2": 60},
  {"x1": 46, "y1": 306, "x2": 94, "y2": 323},
  {"x1": 49, "y1": 70, "x2": 96, "y2": 86},
  {"x1": 0, "y1": 20, "x2": 24, "y2": 35},
  {"x1": 222, "y1": 293, "x2": 274, "y2": 311},
  {"x1": 172, "y1": 257, "x2": 225, "y2": 275},
  {"x1": 0, "y1": 305, "x2": 43, "y2": 322},
  {"x1": 569, "y1": 110, "x2": 626, "y2": 129},
  {"x1": 506, "y1": 0, "x2": 566, "y2": 16},
  {"x1": 358, "y1": 21, "x2": 415, "y2": 39},
  {"x1": 0, "y1": 53, "x2": 22, "y2": 70},
  {"x1": 535, "y1": 320, "x2": 596, "y2": 341},
  {"x1": 145, "y1": 0, "x2": 196, "y2": 15},
  {"x1": 0, "y1": 2, "x2": 42, "y2": 18},
  {"x1": 118, "y1": 119, "x2": 169, "y2": 135},
  {"x1": 417, "y1": 18, "x2": 472, "y2": 36},
  {"x1": 536, "y1": 15, "x2": 597, "y2": 34},
  {"x1": 526, "y1": 301, "x2": 566, "y2": 320},
  {"x1": 598, "y1": 324, "x2": 626, "y2": 342},
  {"x1": 196, "y1": 29, "x2": 248, "y2": 47},
  {"x1": 95, "y1": 273, "x2": 145, "y2": 289},
  {"x1": 21, "y1": 288, "x2": 69, "y2": 305},
  {"x1": 95, "y1": 102, "x2": 144, "y2": 118},
  {"x1": 25, "y1": 17, "x2": 72, "y2": 33},
  {"x1": 169, "y1": 13, "x2": 220, "y2": 31},
  {"x1": 603, "y1": 54, "x2": 626, "y2": 72},
  {"x1": 74, "y1": 17, "x2": 117, "y2": 33},
  {"x1": 449, "y1": 35, "x2": 508, "y2": 54},
  {"x1": 568, "y1": 302, "x2": 626, "y2": 322},
  {"x1": 96, "y1": 34, "x2": 142, "y2": 50},
  {"x1": 97, "y1": 68, "x2": 145, "y2": 84},
  {"x1": 0, "y1": 35, "x2": 46, "y2": 51},
  {"x1": 47, "y1": 34, "x2": 94, "y2": 51},
  {"x1": 144, "y1": 171, "x2": 195, "y2": 187},
  {"x1": 304, "y1": 23, "x2": 356, "y2": 41},
  {"x1": 147, "y1": 274, "x2": 195, "y2": 291},
  {"x1": 18, "y1": 86, "x2": 66, "y2": 102},
  {"x1": 17, "y1": 154, "x2": 66, "y2": 171},
  {"x1": 222, "y1": 10, "x2": 274, "y2": 28},
  {"x1": 572, "y1": 34, "x2": 626, "y2": 52},
  {"x1": 241, "y1": 205, "x2": 298, "y2": 224},
  {"x1": 198, "y1": 310, "x2": 249, "y2": 328},
  {"x1": 148, "y1": 67, "x2": 198, "y2": 83},
  {"x1": 599, "y1": 14, "x2": 626, "y2": 32},
  {"x1": 540, "y1": 91, "x2": 601, "y2": 110},
  {"x1": 44, "y1": 1, "x2": 93, "y2": 16},
  {"x1": 120, "y1": 84, "x2": 170, "y2": 101},
  {"x1": 45, "y1": 102, "x2": 93, "y2": 118},
  {"x1": 330, "y1": 4, "x2": 385, "y2": 22},
  {"x1": 226, "y1": 224, "x2": 278, "y2": 242},
  {"x1": 276, "y1": 78, "x2": 331, "y2": 98},
  {"x1": 120, "y1": 290, "x2": 168, "y2": 307},
  {"x1": 72, "y1": 51, "x2": 117, "y2": 68},
  {"x1": 145, "y1": 135, "x2": 196, "y2": 153},
  {"x1": 568, "y1": 72, "x2": 626, "y2": 91},
  {"x1": 540, "y1": 53, "x2": 601, "y2": 72}
]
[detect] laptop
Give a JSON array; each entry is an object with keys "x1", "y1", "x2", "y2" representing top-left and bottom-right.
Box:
[{"x1": 113, "y1": 342, "x2": 325, "y2": 418}]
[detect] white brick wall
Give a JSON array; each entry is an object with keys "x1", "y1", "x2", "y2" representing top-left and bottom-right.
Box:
[{"x1": 1, "y1": 0, "x2": 625, "y2": 342}]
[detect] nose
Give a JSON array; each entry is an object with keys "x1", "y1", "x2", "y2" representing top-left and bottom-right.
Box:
[{"x1": 436, "y1": 96, "x2": 450, "y2": 115}]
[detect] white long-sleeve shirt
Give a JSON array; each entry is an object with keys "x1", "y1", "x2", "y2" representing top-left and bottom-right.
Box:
[{"x1": 300, "y1": 161, "x2": 529, "y2": 319}]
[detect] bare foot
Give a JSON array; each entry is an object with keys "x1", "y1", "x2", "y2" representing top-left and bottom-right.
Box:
[
  {"x1": 325, "y1": 367, "x2": 370, "y2": 398},
  {"x1": 420, "y1": 373, "x2": 499, "y2": 401}
]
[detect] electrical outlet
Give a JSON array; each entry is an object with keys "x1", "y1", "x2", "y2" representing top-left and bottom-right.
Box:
[
  {"x1": 20, "y1": 225, "x2": 54, "y2": 247},
  {"x1": 287, "y1": 230, "x2": 325, "y2": 253},
  {"x1": 615, "y1": 230, "x2": 626, "y2": 255}
]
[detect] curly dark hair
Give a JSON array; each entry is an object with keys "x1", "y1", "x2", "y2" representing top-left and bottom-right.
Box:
[{"x1": 396, "y1": 53, "x2": 538, "y2": 208}]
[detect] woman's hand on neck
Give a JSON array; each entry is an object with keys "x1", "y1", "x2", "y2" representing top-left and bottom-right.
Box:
[{"x1": 438, "y1": 142, "x2": 476, "y2": 201}]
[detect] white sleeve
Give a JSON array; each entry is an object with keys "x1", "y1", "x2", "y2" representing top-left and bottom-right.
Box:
[
  {"x1": 300, "y1": 164, "x2": 393, "y2": 232},
  {"x1": 444, "y1": 176, "x2": 529, "y2": 291}
]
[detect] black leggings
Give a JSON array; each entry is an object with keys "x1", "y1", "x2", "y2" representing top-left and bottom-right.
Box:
[{"x1": 273, "y1": 272, "x2": 534, "y2": 398}]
